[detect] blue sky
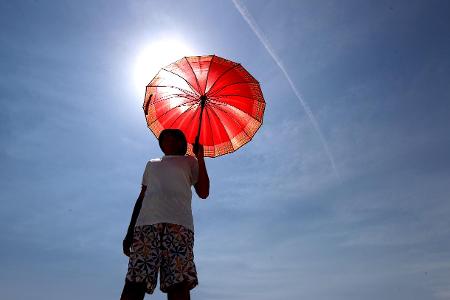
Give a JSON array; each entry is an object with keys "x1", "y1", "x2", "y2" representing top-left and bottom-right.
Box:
[{"x1": 1, "y1": 0, "x2": 450, "y2": 299}]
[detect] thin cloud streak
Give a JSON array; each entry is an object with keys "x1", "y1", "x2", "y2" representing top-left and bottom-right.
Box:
[{"x1": 232, "y1": 0, "x2": 339, "y2": 177}]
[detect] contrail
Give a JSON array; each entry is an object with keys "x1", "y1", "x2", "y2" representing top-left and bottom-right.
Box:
[{"x1": 232, "y1": 0, "x2": 339, "y2": 177}]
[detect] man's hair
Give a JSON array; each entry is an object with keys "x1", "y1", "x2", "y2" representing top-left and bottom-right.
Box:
[{"x1": 158, "y1": 129, "x2": 188, "y2": 155}]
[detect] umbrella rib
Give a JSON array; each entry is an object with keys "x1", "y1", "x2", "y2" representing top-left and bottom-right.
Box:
[
  {"x1": 210, "y1": 103, "x2": 262, "y2": 154},
  {"x1": 209, "y1": 102, "x2": 253, "y2": 142},
  {"x1": 151, "y1": 94, "x2": 198, "y2": 106},
  {"x1": 206, "y1": 63, "x2": 241, "y2": 95},
  {"x1": 148, "y1": 85, "x2": 198, "y2": 98},
  {"x1": 158, "y1": 93, "x2": 197, "y2": 101},
  {"x1": 203, "y1": 55, "x2": 215, "y2": 95},
  {"x1": 208, "y1": 81, "x2": 260, "y2": 98},
  {"x1": 148, "y1": 97, "x2": 197, "y2": 111},
  {"x1": 205, "y1": 106, "x2": 215, "y2": 152},
  {"x1": 148, "y1": 101, "x2": 198, "y2": 127},
  {"x1": 143, "y1": 95, "x2": 152, "y2": 115},
  {"x1": 162, "y1": 68, "x2": 200, "y2": 96},
  {"x1": 213, "y1": 107, "x2": 252, "y2": 151},
  {"x1": 208, "y1": 104, "x2": 235, "y2": 150},
  {"x1": 210, "y1": 93, "x2": 265, "y2": 104},
  {"x1": 185, "y1": 57, "x2": 202, "y2": 94},
  {"x1": 209, "y1": 97, "x2": 265, "y2": 123},
  {"x1": 152, "y1": 96, "x2": 198, "y2": 106},
  {"x1": 185, "y1": 102, "x2": 202, "y2": 144},
  {"x1": 213, "y1": 103, "x2": 262, "y2": 153},
  {"x1": 166, "y1": 102, "x2": 199, "y2": 129}
]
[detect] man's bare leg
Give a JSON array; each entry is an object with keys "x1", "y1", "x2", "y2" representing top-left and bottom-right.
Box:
[
  {"x1": 167, "y1": 281, "x2": 190, "y2": 300},
  {"x1": 120, "y1": 279, "x2": 146, "y2": 300}
]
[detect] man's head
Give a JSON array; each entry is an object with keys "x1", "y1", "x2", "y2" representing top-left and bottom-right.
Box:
[{"x1": 158, "y1": 129, "x2": 187, "y2": 155}]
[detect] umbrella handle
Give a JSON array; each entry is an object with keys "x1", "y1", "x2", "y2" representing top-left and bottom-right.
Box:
[
  {"x1": 193, "y1": 95, "x2": 207, "y2": 155},
  {"x1": 193, "y1": 135, "x2": 200, "y2": 155}
]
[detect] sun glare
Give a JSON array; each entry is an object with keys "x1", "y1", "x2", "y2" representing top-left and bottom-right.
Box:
[{"x1": 133, "y1": 38, "x2": 196, "y2": 99}]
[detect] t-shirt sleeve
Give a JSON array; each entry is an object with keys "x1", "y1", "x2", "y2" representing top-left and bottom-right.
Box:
[
  {"x1": 190, "y1": 156, "x2": 199, "y2": 185},
  {"x1": 141, "y1": 161, "x2": 150, "y2": 186}
]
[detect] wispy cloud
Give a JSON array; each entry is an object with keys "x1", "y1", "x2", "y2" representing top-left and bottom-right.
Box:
[{"x1": 232, "y1": 0, "x2": 339, "y2": 177}]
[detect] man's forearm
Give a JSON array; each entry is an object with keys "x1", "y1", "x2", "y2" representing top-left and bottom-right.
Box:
[
  {"x1": 126, "y1": 197, "x2": 143, "y2": 238},
  {"x1": 125, "y1": 187, "x2": 146, "y2": 238},
  {"x1": 196, "y1": 157, "x2": 210, "y2": 198}
]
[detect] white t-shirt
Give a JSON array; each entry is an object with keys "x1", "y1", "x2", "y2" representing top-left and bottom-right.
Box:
[{"x1": 136, "y1": 155, "x2": 199, "y2": 232}]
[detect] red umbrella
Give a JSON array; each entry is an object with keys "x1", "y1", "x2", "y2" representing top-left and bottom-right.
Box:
[{"x1": 143, "y1": 55, "x2": 265, "y2": 158}]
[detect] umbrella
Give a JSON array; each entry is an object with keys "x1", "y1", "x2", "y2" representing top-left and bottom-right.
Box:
[{"x1": 143, "y1": 55, "x2": 265, "y2": 158}]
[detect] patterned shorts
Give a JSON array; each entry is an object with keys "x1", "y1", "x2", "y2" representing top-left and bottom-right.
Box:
[{"x1": 125, "y1": 223, "x2": 198, "y2": 294}]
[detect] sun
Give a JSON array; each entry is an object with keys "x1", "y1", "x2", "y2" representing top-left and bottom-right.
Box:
[{"x1": 133, "y1": 38, "x2": 197, "y2": 98}]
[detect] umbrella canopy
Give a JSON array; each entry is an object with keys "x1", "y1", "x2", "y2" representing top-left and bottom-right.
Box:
[{"x1": 143, "y1": 55, "x2": 265, "y2": 157}]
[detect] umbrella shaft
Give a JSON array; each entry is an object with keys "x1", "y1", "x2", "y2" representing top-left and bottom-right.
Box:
[{"x1": 195, "y1": 103, "x2": 205, "y2": 145}]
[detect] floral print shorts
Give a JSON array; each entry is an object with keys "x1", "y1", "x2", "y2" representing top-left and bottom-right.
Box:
[{"x1": 125, "y1": 223, "x2": 198, "y2": 294}]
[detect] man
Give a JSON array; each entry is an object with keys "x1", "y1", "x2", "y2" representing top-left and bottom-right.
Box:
[{"x1": 120, "y1": 128, "x2": 209, "y2": 300}]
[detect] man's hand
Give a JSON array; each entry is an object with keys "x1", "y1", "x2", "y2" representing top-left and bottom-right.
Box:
[
  {"x1": 194, "y1": 143, "x2": 204, "y2": 159},
  {"x1": 123, "y1": 235, "x2": 132, "y2": 257}
]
